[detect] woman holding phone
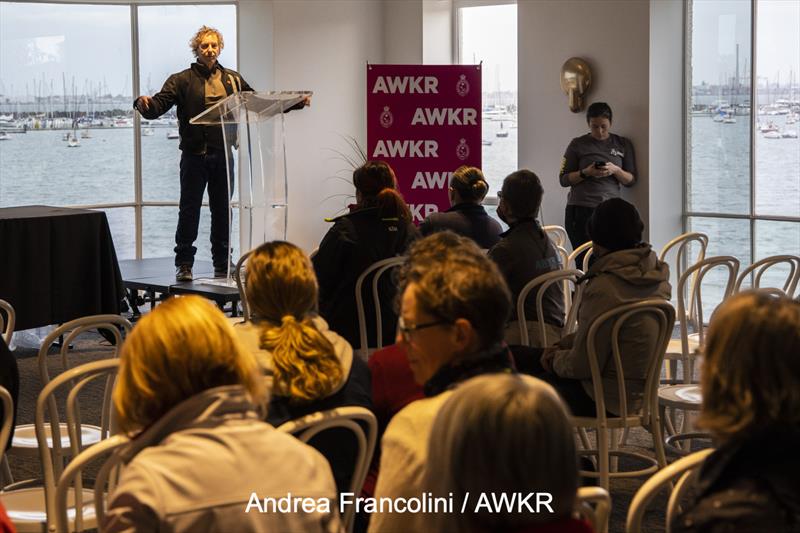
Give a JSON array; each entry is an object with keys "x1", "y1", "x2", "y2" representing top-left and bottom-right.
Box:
[{"x1": 558, "y1": 102, "x2": 637, "y2": 258}]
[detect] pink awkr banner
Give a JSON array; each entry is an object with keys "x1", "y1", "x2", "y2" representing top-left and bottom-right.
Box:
[{"x1": 367, "y1": 64, "x2": 482, "y2": 223}]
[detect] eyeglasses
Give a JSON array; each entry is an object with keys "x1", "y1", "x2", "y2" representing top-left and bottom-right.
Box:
[{"x1": 397, "y1": 316, "x2": 451, "y2": 342}]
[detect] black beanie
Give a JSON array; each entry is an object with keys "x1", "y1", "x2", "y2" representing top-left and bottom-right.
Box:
[{"x1": 587, "y1": 198, "x2": 644, "y2": 252}]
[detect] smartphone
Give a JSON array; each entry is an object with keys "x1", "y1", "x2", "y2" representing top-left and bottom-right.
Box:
[{"x1": 594, "y1": 161, "x2": 607, "y2": 169}]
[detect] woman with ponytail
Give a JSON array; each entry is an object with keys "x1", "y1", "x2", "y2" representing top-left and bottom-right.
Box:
[
  {"x1": 313, "y1": 160, "x2": 419, "y2": 349},
  {"x1": 420, "y1": 165, "x2": 502, "y2": 249},
  {"x1": 233, "y1": 241, "x2": 372, "y2": 493}
]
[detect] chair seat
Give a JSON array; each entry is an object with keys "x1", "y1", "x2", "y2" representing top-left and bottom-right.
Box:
[
  {"x1": 664, "y1": 336, "x2": 701, "y2": 359},
  {"x1": 11, "y1": 423, "x2": 103, "y2": 450},
  {"x1": 659, "y1": 385, "x2": 702, "y2": 410},
  {"x1": 1, "y1": 486, "x2": 97, "y2": 533}
]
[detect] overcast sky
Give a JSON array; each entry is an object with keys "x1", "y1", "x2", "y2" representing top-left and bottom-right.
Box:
[{"x1": 0, "y1": 1, "x2": 797, "y2": 99}]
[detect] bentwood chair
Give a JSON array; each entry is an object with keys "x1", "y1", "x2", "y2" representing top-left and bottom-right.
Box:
[
  {"x1": 2, "y1": 359, "x2": 121, "y2": 533},
  {"x1": 543, "y1": 225, "x2": 569, "y2": 248},
  {"x1": 0, "y1": 299, "x2": 14, "y2": 346},
  {"x1": 233, "y1": 249, "x2": 254, "y2": 321},
  {"x1": 516, "y1": 269, "x2": 584, "y2": 347},
  {"x1": 567, "y1": 241, "x2": 593, "y2": 272},
  {"x1": 8, "y1": 315, "x2": 130, "y2": 474},
  {"x1": 733, "y1": 254, "x2": 800, "y2": 297},
  {"x1": 0, "y1": 386, "x2": 13, "y2": 453},
  {"x1": 626, "y1": 448, "x2": 714, "y2": 533},
  {"x1": 355, "y1": 256, "x2": 406, "y2": 359},
  {"x1": 571, "y1": 300, "x2": 675, "y2": 491},
  {"x1": 659, "y1": 232, "x2": 709, "y2": 333},
  {"x1": 576, "y1": 486, "x2": 612, "y2": 533},
  {"x1": 277, "y1": 406, "x2": 377, "y2": 533}
]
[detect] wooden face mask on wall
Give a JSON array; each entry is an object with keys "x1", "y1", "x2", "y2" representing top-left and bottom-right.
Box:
[{"x1": 560, "y1": 58, "x2": 593, "y2": 113}]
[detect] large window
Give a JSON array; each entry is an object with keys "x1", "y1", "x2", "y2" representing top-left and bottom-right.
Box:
[
  {"x1": 687, "y1": 0, "x2": 799, "y2": 307},
  {"x1": 0, "y1": 1, "x2": 236, "y2": 260},
  {"x1": 456, "y1": 1, "x2": 517, "y2": 198}
]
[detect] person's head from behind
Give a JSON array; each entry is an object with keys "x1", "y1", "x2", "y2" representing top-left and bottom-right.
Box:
[
  {"x1": 397, "y1": 232, "x2": 511, "y2": 385},
  {"x1": 699, "y1": 291, "x2": 800, "y2": 443},
  {"x1": 245, "y1": 241, "x2": 342, "y2": 401},
  {"x1": 424, "y1": 374, "x2": 578, "y2": 533},
  {"x1": 587, "y1": 197, "x2": 644, "y2": 257},
  {"x1": 114, "y1": 295, "x2": 264, "y2": 434},
  {"x1": 586, "y1": 101, "x2": 613, "y2": 141},
  {"x1": 497, "y1": 169, "x2": 543, "y2": 225},
  {"x1": 189, "y1": 26, "x2": 224, "y2": 67},
  {"x1": 353, "y1": 160, "x2": 411, "y2": 221},
  {"x1": 449, "y1": 166, "x2": 489, "y2": 206}
]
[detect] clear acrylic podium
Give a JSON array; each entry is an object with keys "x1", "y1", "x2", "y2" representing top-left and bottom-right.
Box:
[{"x1": 190, "y1": 90, "x2": 312, "y2": 283}]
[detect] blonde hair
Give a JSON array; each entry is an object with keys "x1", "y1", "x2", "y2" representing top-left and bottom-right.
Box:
[
  {"x1": 423, "y1": 374, "x2": 578, "y2": 532},
  {"x1": 114, "y1": 295, "x2": 265, "y2": 434},
  {"x1": 699, "y1": 291, "x2": 800, "y2": 442},
  {"x1": 245, "y1": 241, "x2": 343, "y2": 402},
  {"x1": 189, "y1": 25, "x2": 224, "y2": 58}
]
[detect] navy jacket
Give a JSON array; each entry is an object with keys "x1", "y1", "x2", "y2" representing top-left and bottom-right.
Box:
[{"x1": 419, "y1": 203, "x2": 502, "y2": 249}]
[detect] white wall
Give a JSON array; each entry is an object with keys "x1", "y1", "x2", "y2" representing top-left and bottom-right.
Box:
[
  {"x1": 384, "y1": 0, "x2": 423, "y2": 64},
  {"x1": 267, "y1": 0, "x2": 385, "y2": 252},
  {"x1": 423, "y1": 0, "x2": 453, "y2": 64},
  {"x1": 518, "y1": 0, "x2": 652, "y2": 237}
]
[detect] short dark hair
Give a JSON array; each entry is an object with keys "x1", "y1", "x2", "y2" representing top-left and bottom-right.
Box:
[
  {"x1": 586, "y1": 102, "x2": 613, "y2": 123},
  {"x1": 401, "y1": 232, "x2": 511, "y2": 349},
  {"x1": 500, "y1": 169, "x2": 543, "y2": 219}
]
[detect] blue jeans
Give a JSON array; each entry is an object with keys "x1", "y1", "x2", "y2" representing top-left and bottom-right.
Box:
[{"x1": 174, "y1": 147, "x2": 234, "y2": 268}]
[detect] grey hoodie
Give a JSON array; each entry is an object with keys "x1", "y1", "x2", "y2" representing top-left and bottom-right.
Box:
[{"x1": 552, "y1": 245, "x2": 671, "y2": 415}]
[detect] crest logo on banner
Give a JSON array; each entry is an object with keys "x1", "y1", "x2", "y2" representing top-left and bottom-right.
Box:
[{"x1": 367, "y1": 64, "x2": 482, "y2": 224}]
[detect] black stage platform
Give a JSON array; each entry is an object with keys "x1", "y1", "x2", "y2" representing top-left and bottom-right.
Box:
[{"x1": 120, "y1": 257, "x2": 240, "y2": 317}]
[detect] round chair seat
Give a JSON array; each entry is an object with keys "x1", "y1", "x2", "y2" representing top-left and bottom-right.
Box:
[
  {"x1": 664, "y1": 336, "x2": 701, "y2": 359},
  {"x1": 1, "y1": 486, "x2": 97, "y2": 533},
  {"x1": 659, "y1": 385, "x2": 702, "y2": 410},
  {"x1": 11, "y1": 423, "x2": 103, "y2": 451}
]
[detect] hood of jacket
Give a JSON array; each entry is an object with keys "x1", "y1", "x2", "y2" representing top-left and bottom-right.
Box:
[
  {"x1": 232, "y1": 315, "x2": 353, "y2": 397},
  {"x1": 586, "y1": 244, "x2": 671, "y2": 297},
  {"x1": 119, "y1": 385, "x2": 261, "y2": 463}
]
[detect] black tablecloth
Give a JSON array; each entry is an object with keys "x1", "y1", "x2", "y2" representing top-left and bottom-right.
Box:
[{"x1": 0, "y1": 206, "x2": 124, "y2": 330}]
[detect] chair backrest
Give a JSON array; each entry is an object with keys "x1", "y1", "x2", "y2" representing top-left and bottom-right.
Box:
[
  {"x1": 276, "y1": 406, "x2": 377, "y2": 533},
  {"x1": 36, "y1": 359, "x2": 120, "y2": 533},
  {"x1": 55, "y1": 433, "x2": 130, "y2": 533},
  {"x1": 0, "y1": 299, "x2": 14, "y2": 346},
  {"x1": 517, "y1": 269, "x2": 584, "y2": 347},
  {"x1": 734, "y1": 254, "x2": 800, "y2": 297},
  {"x1": 0, "y1": 385, "x2": 13, "y2": 452},
  {"x1": 585, "y1": 300, "x2": 676, "y2": 423},
  {"x1": 659, "y1": 232, "x2": 709, "y2": 326},
  {"x1": 575, "y1": 486, "x2": 611, "y2": 533},
  {"x1": 37, "y1": 315, "x2": 131, "y2": 446},
  {"x1": 355, "y1": 256, "x2": 406, "y2": 359},
  {"x1": 675, "y1": 256, "x2": 740, "y2": 359},
  {"x1": 626, "y1": 448, "x2": 714, "y2": 533},
  {"x1": 234, "y1": 249, "x2": 254, "y2": 320},
  {"x1": 567, "y1": 241, "x2": 593, "y2": 272},
  {"x1": 543, "y1": 225, "x2": 568, "y2": 248}
]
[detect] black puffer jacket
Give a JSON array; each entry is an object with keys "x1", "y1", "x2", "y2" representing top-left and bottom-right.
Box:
[
  {"x1": 134, "y1": 61, "x2": 253, "y2": 154},
  {"x1": 672, "y1": 425, "x2": 800, "y2": 533},
  {"x1": 312, "y1": 207, "x2": 419, "y2": 350}
]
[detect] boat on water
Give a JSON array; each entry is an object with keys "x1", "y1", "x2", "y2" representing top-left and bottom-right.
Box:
[
  {"x1": 482, "y1": 140, "x2": 492, "y2": 146},
  {"x1": 142, "y1": 128, "x2": 155, "y2": 136},
  {"x1": 781, "y1": 129, "x2": 798, "y2": 139},
  {"x1": 67, "y1": 136, "x2": 80, "y2": 147},
  {"x1": 763, "y1": 130, "x2": 781, "y2": 139},
  {"x1": 723, "y1": 115, "x2": 736, "y2": 124},
  {"x1": 81, "y1": 129, "x2": 91, "y2": 139},
  {"x1": 166, "y1": 129, "x2": 179, "y2": 139},
  {"x1": 496, "y1": 130, "x2": 509, "y2": 138},
  {"x1": 0, "y1": 132, "x2": 10, "y2": 141},
  {"x1": 760, "y1": 121, "x2": 780, "y2": 133}
]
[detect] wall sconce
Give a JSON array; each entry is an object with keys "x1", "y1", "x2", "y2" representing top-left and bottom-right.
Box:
[{"x1": 560, "y1": 58, "x2": 592, "y2": 113}]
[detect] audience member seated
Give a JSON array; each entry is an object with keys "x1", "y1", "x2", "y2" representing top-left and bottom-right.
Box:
[
  {"x1": 105, "y1": 295, "x2": 340, "y2": 532},
  {"x1": 488, "y1": 170, "x2": 564, "y2": 346},
  {"x1": 233, "y1": 241, "x2": 371, "y2": 493},
  {"x1": 535, "y1": 198, "x2": 671, "y2": 417},
  {"x1": 419, "y1": 165, "x2": 502, "y2": 249},
  {"x1": 313, "y1": 160, "x2": 419, "y2": 348},
  {"x1": 369, "y1": 232, "x2": 515, "y2": 533},
  {"x1": 672, "y1": 291, "x2": 800, "y2": 533},
  {"x1": 424, "y1": 374, "x2": 592, "y2": 533}
]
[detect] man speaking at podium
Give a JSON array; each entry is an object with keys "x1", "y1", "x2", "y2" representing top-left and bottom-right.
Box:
[{"x1": 134, "y1": 26, "x2": 250, "y2": 281}]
